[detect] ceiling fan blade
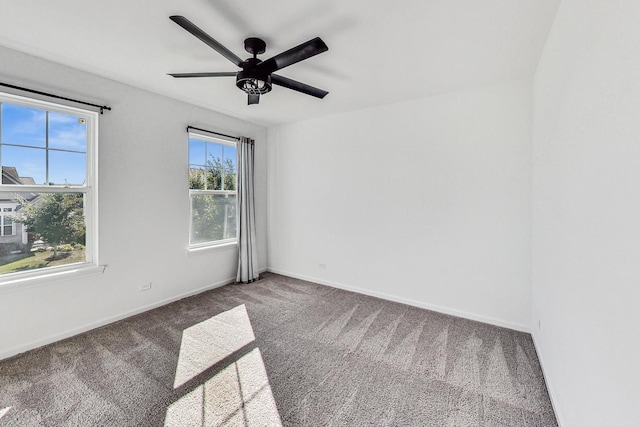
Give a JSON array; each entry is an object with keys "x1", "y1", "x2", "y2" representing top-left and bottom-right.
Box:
[
  {"x1": 168, "y1": 72, "x2": 237, "y2": 78},
  {"x1": 257, "y1": 37, "x2": 328, "y2": 74},
  {"x1": 170, "y1": 16, "x2": 243, "y2": 67},
  {"x1": 248, "y1": 94, "x2": 260, "y2": 105},
  {"x1": 271, "y1": 74, "x2": 328, "y2": 99}
]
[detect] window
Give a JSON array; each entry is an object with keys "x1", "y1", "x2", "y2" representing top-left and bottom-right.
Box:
[
  {"x1": 1, "y1": 208, "x2": 14, "y2": 236},
  {"x1": 188, "y1": 132, "x2": 237, "y2": 247},
  {"x1": 0, "y1": 92, "x2": 98, "y2": 278}
]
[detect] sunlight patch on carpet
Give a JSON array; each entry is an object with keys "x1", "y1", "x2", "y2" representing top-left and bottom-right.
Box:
[
  {"x1": 173, "y1": 304, "x2": 255, "y2": 389},
  {"x1": 0, "y1": 407, "x2": 11, "y2": 419},
  {"x1": 165, "y1": 348, "x2": 281, "y2": 426}
]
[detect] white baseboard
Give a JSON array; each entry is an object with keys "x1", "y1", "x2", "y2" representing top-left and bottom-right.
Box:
[
  {"x1": 0, "y1": 275, "x2": 237, "y2": 361},
  {"x1": 266, "y1": 268, "x2": 531, "y2": 333},
  {"x1": 531, "y1": 332, "x2": 563, "y2": 426}
]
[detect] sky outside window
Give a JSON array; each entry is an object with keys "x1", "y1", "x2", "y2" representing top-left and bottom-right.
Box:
[
  {"x1": 189, "y1": 138, "x2": 236, "y2": 170},
  {"x1": 0, "y1": 103, "x2": 87, "y2": 185},
  {"x1": 223, "y1": 145, "x2": 237, "y2": 171},
  {"x1": 188, "y1": 139, "x2": 206, "y2": 167}
]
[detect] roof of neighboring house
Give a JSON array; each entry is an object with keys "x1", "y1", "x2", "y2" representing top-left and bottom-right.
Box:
[
  {"x1": 2, "y1": 167, "x2": 36, "y2": 185},
  {"x1": 0, "y1": 167, "x2": 39, "y2": 203},
  {"x1": 20, "y1": 176, "x2": 36, "y2": 185}
]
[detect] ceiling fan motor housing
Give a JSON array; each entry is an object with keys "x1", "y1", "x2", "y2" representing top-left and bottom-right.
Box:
[{"x1": 236, "y1": 58, "x2": 272, "y2": 95}]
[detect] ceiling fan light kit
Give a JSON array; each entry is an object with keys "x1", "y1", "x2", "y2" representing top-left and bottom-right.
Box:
[{"x1": 168, "y1": 16, "x2": 329, "y2": 105}]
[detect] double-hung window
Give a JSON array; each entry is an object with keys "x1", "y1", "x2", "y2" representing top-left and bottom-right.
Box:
[
  {"x1": 0, "y1": 208, "x2": 15, "y2": 236},
  {"x1": 0, "y1": 92, "x2": 98, "y2": 279},
  {"x1": 188, "y1": 131, "x2": 237, "y2": 248}
]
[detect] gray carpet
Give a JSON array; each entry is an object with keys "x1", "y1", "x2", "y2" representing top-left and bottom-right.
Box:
[{"x1": 0, "y1": 273, "x2": 557, "y2": 426}]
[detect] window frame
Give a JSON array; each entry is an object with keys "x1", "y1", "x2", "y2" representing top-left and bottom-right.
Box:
[
  {"x1": 188, "y1": 131, "x2": 238, "y2": 249},
  {"x1": 0, "y1": 91, "x2": 99, "y2": 283},
  {"x1": 0, "y1": 209, "x2": 15, "y2": 236}
]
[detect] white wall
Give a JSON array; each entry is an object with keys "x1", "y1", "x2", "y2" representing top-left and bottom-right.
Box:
[
  {"x1": 533, "y1": 1, "x2": 640, "y2": 425},
  {"x1": 0, "y1": 45, "x2": 268, "y2": 360},
  {"x1": 268, "y1": 80, "x2": 533, "y2": 331}
]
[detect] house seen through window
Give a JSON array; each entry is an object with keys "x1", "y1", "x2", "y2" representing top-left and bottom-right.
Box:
[
  {"x1": 0, "y1": 92, "x2": 97, "y2": 278},
  {"x1": 188, "y1": 132, "x2": 237, "y2": 247}
]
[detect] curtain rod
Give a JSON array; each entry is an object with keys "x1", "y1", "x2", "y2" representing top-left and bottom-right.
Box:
[
  {"x1": 187, "y1": 126, "x2": 240, "y2": 141},
  {"x1": 0, "y1": 82, "x2": 111, "y2": 114}
]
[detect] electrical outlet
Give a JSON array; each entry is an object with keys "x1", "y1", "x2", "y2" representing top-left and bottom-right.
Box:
[
  {"x1": 538, "y1": 320, "x2": 541, "y2": 330},
  {"x1": 139, "y1": 282, "x2": 152, "y2": 291},
  {"x1": 319, "y1": 263, "x2": 327, "y2": 269}
]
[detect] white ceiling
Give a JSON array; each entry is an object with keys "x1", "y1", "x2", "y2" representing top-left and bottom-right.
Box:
[{"x1": 0, "y1": 0, "x2": 560, "y2": 127}]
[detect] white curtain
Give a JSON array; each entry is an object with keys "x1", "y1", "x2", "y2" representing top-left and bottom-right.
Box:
[{"x1": 236, "y1": 136, "x2": 259, "y2": 283}]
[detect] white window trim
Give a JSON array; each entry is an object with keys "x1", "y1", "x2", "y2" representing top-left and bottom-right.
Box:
[
  {"x1": 0, "y1": 91, "x2": 99, "y2": 285},
  {"x1": 187, "y1": 131, "x2": 238, "y2": 249}
]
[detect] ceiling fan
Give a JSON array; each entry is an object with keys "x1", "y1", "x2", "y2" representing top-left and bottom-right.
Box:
[{"x1": 168, "y1": 16, "x2": 329, "y2": 105}]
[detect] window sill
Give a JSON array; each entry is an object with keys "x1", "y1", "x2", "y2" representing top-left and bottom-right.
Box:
[
  {"x1": 0, "y1": 263, "x2": 106, "y2": 292},
  {"x1": 187, "y1": 241, "x2": 237, "y2": 256}
]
